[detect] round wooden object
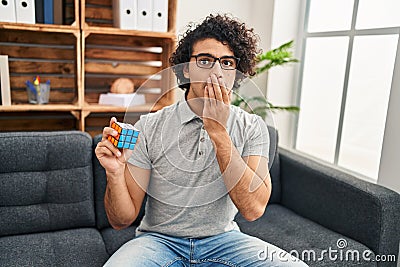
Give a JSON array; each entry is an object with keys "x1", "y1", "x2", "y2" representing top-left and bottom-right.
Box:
[{"x1": 110, "y1": 78, "x2": 135, "y2": 94}]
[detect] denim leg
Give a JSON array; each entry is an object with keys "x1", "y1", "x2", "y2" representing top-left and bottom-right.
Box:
[
  {"x1": 103, "y1": 233, "x2": 190, "y2": 267},
  {"x1": 191, "y1": 231, "x2": 309, "y2": 267}
]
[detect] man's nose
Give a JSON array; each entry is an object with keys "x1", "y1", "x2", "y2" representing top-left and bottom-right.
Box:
[{"x1": 211, "y1": 60, "x2": 224, "y2": 78}]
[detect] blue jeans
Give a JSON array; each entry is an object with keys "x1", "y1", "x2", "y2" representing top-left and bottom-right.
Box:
[{"x1": 103, "y1": 230, "x2": 308, "y2": 266}]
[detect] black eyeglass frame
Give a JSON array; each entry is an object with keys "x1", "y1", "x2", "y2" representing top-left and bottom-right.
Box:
[{"x1": 190, "y1": 53, "x2": 240, "y2": 70}]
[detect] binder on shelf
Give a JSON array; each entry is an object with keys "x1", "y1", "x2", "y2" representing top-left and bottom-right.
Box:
[
  {"x1": 53, "y1": 0, "x2": 63, "y2": 25},
  {"x1": 15, "y1": 0, "x2": 35, "y2": 24},
  {"x1": 0, "y1": 55, "x2": 12, "y2": 106},
  {"x1": 0, "y1": 0, "x2": 16, "y2": 23},
  {"x1": 152, "y1": 0, "x2": 168, "y2": 32},
  {"x1": 34, "y1": 0, "x2": 43, "y2": 23},
  {"x1": 113, "y1": 0, "x2": 137, "y2": 30},
  {"x1": 43, "y1": 0, "x2": 53, "y2": 24},
  {"x1": 137, "y1": 0, "x2": 152, "y2": 31}
]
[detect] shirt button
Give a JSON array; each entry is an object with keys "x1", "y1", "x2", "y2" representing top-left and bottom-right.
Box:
[
  {"x1": 200, "y1": 137, "x2": 205, "y2": 142},
  {"x1": 199, "y1": 151, "x2": 203, "y2": 155}
]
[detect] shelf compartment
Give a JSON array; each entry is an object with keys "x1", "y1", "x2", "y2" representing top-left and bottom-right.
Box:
[
  {"x1": 0, "y1": 0, "x2": 79, "y2": 32},
  {"x1": 83, "y1": 32, "x2": 173, "y2": 107},
  {"x1": 0, "y1": 29, "x2": 80, "y2": 105},
  {"x1": 82, "y1": 0, "x2": 176, "y2": 34},
  {"x1": 0, "y1": 112, "x2": 78, "y2": 132}
]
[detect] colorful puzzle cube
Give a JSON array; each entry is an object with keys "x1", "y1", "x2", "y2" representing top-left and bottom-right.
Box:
[{"x1": 108, "y1": 122, "x2": 139, "y2": 150}]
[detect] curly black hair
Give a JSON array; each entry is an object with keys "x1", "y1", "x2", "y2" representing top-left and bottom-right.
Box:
[{"x1": 169, "y1": 14, "x2": 260, "y2": 93}]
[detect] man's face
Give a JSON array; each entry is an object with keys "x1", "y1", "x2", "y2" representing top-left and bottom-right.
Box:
[{"x1": 184, "y1": 38, "x2": 237, "y2": 100}]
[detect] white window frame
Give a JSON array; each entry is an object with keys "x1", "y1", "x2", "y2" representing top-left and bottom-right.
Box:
[{"x1": 292, "y1": 0, "x2": 400, "y2": 181}]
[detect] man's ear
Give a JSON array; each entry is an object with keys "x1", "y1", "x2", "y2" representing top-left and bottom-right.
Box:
[{"x1": 183, "y1": 63, "x2": 190, "y2": 79}]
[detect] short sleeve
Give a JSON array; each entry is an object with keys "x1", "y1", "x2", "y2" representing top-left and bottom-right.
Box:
[
  {"x1": 242, "y1": 115, "x2": 270, "y2": 160},
  {"x1": 127, "y1": 117, "x2": 152, "y2": 169}
]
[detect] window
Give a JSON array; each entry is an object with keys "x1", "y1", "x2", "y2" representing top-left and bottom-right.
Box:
[{"x1": 295, "y1": 0, "x2": 400, "y2": 180}]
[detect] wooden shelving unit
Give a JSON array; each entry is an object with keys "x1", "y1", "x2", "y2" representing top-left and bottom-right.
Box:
[{"x1": 0, "y1": 0, "x2": 177, "y2": 136}]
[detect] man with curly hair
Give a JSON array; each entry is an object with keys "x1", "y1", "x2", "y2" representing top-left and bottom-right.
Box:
[{"x1": 96, "y1": 14, "x2": 308, "y2": 266}]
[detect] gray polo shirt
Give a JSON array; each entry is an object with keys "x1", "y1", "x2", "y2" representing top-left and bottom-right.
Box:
[{"x1": 128, "y1": 99, "x2": 269, "y2": 238}]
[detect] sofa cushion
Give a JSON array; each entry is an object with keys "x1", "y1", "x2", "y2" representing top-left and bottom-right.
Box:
[
  {"x1": 101, "y1": 226, "x2": 138, "y2": 255},
  {"x1": 236, "y1": 204, "x2": 376, "y2": 267},
  {"x1": 0, "y1": 131, "x2": 95, "y2": 236},
  {"x1": 0, "y1": 228, "x2": 108, "y2": 267}
]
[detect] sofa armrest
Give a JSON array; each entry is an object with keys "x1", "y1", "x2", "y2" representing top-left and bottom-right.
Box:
[{"x1": 279, "y1": 148, "x2": 400, "y2": 262}]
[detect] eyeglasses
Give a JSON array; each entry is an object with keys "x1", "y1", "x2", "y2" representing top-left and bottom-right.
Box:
[{"x1": 190, "y1": 53, "x2": 240, "y2": 70}]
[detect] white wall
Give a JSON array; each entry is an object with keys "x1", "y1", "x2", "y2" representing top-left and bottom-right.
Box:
[
  {"x1": 266, "y1": 0, "x2": 306, "y2": 148},
  {"x1": 378, "y1": 37, "x2": 400, "y2": 193},
  {"x1": 175, "y1": 0, "x2": 275, "y2": 99}
]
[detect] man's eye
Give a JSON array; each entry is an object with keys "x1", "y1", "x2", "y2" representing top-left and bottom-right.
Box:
[
  {"x1": 222, "y1": 60, "x2": 234, "y2": 66},
  {"x1": 199, "y1": 58, "x2": 211, "y2": 65}
]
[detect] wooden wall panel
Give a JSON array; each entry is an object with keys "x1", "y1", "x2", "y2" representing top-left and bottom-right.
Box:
[
  {"x1": 0, "y1": 31, "x2": 76, "y2": 45},
  {"x1": 85, "y1": 48, "x2": 161, "y2": 61},
  {"x1": 85, "y1": 0, "x2": 113, "y2": 27}
]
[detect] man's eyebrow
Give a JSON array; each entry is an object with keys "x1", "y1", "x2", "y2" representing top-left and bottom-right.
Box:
[
  {"x1": 195, "y1": 53, "x2": 235, "y2": 58},
  {"x1": 194, "y1": 53, "x2": 214, "y2": 56}
]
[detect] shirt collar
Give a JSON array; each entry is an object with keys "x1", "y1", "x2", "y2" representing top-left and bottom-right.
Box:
[{"x1": 178, "y1": 100, "x2": 201, "y2": 125}]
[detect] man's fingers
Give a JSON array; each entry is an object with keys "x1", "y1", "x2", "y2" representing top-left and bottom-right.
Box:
[
  {"x1": 99, "y1": 140, "x2": 122, "y2": 157},
  {"x1": 101, "y1": 126, "x2": 118, "y2": 141},
  {"x1": 96, "y1": 145, "x2": 114, "y2": 158},
  {"x1": 109, "y1": 117, "x2": 117, "y2": 127},
  {"x1": 220, "y1": 79, "x2": 230, "y2": 104},
  {"x1": 206, "y1": 77, "x2": 215, "y2": 98},
  {"x1": 204, "y1": 85, "x2": 211, "y2": 110},
  {"x1": 207, "y1": 77, "x2": 216, "y2": 107},
  {"x1": 210, "y1": 74, "x2": 223, "y2": 102}
]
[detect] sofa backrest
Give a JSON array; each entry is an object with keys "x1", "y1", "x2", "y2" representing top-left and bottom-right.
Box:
[
  {"x1": 0, "y1": 131, "x2": 96, "y2": 237},
  {"x1": 267, "y1": 125, "x2": 281, "y2": 204}
]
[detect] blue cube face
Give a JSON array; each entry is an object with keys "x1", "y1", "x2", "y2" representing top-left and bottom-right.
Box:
[{"x1": 110, "y1": 122, "x2": 139, "y2": 150}]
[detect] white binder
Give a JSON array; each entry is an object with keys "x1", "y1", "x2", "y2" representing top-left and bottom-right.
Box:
[
  {"x1": 113, "y1": 0, "x2": 137, "y2": 30},
  {"x1": 137, "y1": 0, "x2": 152, "y2": 31},
  {"x1": 0, "y1": 55, "x2": 11, "y2": 106},
  {"x1": 15, "y1": 0, "x2": 36, "y2": 24},
  {"x1": 152, "y1": 0, "x2": 168, "y2": 32},
  {"x1": 0, "y1": 0, "x2": 16, "y2": 23}
]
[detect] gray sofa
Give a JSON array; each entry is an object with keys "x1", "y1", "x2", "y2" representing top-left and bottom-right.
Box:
[{"x1": 0, "y1": 130, "x2": 399, "y2": 267}]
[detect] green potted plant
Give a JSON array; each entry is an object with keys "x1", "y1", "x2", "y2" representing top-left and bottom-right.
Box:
[{"x1": 232, "y1": 40, "x2": 300, "y2": 119}]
